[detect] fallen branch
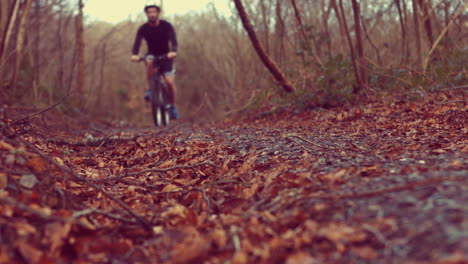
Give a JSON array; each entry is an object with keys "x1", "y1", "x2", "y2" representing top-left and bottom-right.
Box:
[
  {"x1": 72, "y1": 208, "x2": 138, "y2": 224},
  {"x1": 18, "y1": 137, "x2": 153, "y2": 231},
  {"x1": 12, "y1": 90, "x2": 72, "y2": 125},
  {"x1": 94, "y1": 162, "x2": 214, "y2": 183},
  {"x1": 47, "y1": 133, "x2": 152, "y2": 147},
  {"x1": 290, "y1": 175, "x2": 467, "y2": 204},
  {"x1": 193, "y1": 187, "x2": 212, "y2": 213},
  {"x1": 0, "y1": 195, "x2": 65, "y2": 222},
  {"x1": 285, "y1": 134, "x2": 329, "y2": 150},
  {"x1": 0, "y1": 195, "x2": 138, "y2": 226}
]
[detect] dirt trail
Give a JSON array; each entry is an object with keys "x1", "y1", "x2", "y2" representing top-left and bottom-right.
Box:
[{"x1": 0, "y1": 94, "x2": 467, "y2": 263}]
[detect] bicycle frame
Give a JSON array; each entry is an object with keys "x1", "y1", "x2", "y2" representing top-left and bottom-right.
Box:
[{"x1": 139, "y1": 54, "x2": 171, "y2": 127}]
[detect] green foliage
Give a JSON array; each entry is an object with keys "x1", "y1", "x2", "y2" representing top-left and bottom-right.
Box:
[
  {"x1": 428, "y1": 48, "x2": 468, "y2": 90},
  {"x1": 315, "y1": 54, "x2": 356, "y2": 106},
  {"x1": 367, "y1": 48, "x2": 468, "y2": 93}
]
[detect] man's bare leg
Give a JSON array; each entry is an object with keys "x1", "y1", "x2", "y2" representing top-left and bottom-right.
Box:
[
  {"x1": 163, "y1": 75, "x2": 177, "y2": 105},
  {"x1": 163, "y1": 74, "x2": 179, "y2": 119},
  {"x1": 146, "y1": 59, "x2": 154, "y2": 89}
]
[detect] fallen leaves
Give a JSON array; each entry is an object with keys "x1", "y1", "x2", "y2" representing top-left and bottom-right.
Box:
[
  {"x1": 0, "y1": 94, "x2": 466, "y2": 263},
  {"x1": 45, "y1": 222, "x2": 71, "y2": 255},
  {"x1": 16, "y1": 241, "x2": 42, "y2": 264},
  {"x1": 318, "y1": 223, "x2": 367, "y2": 253},
  {"x1": 0, "y1": 141, "x2": 15, "y2": 151},
  {"x1": 26, "y1": 156, "x2": 48, "y2": 172},
  {"x1": 0, "y1": 173, "x2": 7, "y2": 189}
]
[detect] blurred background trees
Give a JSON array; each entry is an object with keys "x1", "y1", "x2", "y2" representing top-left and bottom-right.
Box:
[{"x1": 1, "y1": 0, "x2": 466, "y2": 124}]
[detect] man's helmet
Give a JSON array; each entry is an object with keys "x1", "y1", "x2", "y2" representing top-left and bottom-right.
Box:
[{"x1": 144, "y1": 4, "x2": 161, "y2": 12}]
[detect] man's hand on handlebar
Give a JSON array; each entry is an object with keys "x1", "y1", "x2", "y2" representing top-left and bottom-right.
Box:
[
  {"x1": 168, "y1": 52, "x2": 177, "y2": 59},
  {"x1": 131, "y1": 55, "x2": 140, "y2": 62}
]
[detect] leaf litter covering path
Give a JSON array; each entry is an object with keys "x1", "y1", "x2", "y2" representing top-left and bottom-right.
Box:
[{"x1": 0, "y1": 97, "x2": 467, "y2": 263}]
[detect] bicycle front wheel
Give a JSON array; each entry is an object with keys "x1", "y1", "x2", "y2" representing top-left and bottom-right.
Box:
[{"x1": 151, "y1": 81, "x2": 170, "y2": 127}]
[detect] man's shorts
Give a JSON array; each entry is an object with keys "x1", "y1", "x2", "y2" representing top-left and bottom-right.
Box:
[{"x1": 146, "y1": 54, "x2": 176, "y2": 77}]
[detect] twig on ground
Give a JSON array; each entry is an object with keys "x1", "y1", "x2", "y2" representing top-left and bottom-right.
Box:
[
  {"x1": 72, "y1": 208, "x2": 138, "y2": 224},
  {"x1": 0, "y1": 195, "x2": 65, "y2": 221},
  {"x1": 0, "y1": 195, "x2": 139, "y2": 226},
  {"x1": 18, "y1": 137, "x2": 153, "y2": 231},
  {"x1": 286, "y1": 136, "x2": 308, "y2": 151},
  {"x1": 193, "y1": 187, "x2": 212, "y2": 212},
  {"x1": 434, "y1": 100, "x2": 467, "y2": 105},
  {"x1": 47, "y1": 132, "x2": 161, "y2": 147},
  {"x1": 12, "y1": 91, "x2": 72, "y2": 124},
  {"x1": 94, "y1": 162, "x2": 214, "y2": 183},
  {"x1": 362, "y1": 224, "x2": 389, "y2": 247},
  {"x1": 291, "y1": 175, "x2": 467, "y2": 204},
  {"x1": 286, "y1": 134, "x2": 329, "y2": 150}
]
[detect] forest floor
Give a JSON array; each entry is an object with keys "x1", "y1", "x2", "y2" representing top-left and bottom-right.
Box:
[{"x1": 0, "y1": 91, "x2": 467, "y2": 264}]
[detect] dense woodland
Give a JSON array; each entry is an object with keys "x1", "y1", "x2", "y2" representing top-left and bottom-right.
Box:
[{"x1": 1, "y1": 0, "x2": 467, "y2": 122}]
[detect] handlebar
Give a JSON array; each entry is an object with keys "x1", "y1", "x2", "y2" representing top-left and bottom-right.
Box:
[{"x1": 136, "y1": 54, "x2": 170, "y2": 63}]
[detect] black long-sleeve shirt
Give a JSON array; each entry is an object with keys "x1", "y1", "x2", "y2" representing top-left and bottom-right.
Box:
[{"x1": 132, "y1": 20, "x2": 178, "y2": 56}]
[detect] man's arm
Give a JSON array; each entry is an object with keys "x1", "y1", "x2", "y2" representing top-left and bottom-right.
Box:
[
  {"x1": 131, "y1": 27, "x2": 143, "y2": 61},
  {"x1": 169, "y1": 24, "x2": 178, "y2": 53}
]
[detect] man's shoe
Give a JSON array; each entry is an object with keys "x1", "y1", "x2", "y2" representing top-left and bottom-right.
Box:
[
  {"x1": 168, "y1": 105, "x2": 179, "y2": 120},
  {"x1": 144, "y1": 90, "x2": 152, "y2": 101}
]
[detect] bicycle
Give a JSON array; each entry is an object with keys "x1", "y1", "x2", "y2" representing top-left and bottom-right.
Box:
[{"x1": 138, "y1": 54, "x2": 171, "y2": 127}]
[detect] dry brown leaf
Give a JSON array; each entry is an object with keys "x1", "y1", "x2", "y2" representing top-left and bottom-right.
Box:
[
  {"x1": 162, "y1": 184, "x2": 181, "y2": 192},
  {"x1": 159, "y1": 160, "x2": 175, "y2": 168},
  {"x1": 285, "y1": 252, "x2": 317, "y2": 264},
  {"x1": 26, "y1": 156, "x2": 48, "y2": 173},
  {"x1": 351, "y1": 246, "x2": 378, "y2": 260},
  {"x1": 170, "y1": 226, "x2": 210, "y2": 264},
  {"x1": 45, "y1": 222, "x2": 71, "y2": 255},
  {"x1": 238, "y1": 151, "x2": 257, "y2": 175},
  {"x1": 53, "y1": 156, "x2": 64, "y2": 166},
  {"x1": 0, "y1": 173, "x2": 7, "y2": 190},
  {"x1": 15, "y1": 220, "x2": 37, "y2": 236},
  {"x1": 161, "y1": 203, "x2": 198, "y2": 226},
  {"x1": 232, "y1": 251, "x2": 249, "y2": 264},
  {"x1": 0, "y1": 141, "x2": 15, "y2": 151},
  {"x1": 242, "y1": 182, "x2": 259, "y2": 199},
  {"x1": 319, "y1": 168, "x2": 351, "y2": 184},
  {"x1": 16, "y1": 241, "x2": 42, "y2": 264},
  {"x1": 0, "y1": 247, "x2": 10, "y2": 264},
  {"x1": 211, "y1": 228, "x2": 227, "y2": 248},
  {"x1": 318, "y1": 223, "x2": 367, "y2": 253},
  {"x1": 435, "y1": 252, "x2": 467, "y2": 264}
]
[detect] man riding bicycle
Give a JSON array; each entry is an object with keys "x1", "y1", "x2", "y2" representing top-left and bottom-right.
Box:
[{"x1": 131, "y1": 4, "x2": 179, "y2": 120}]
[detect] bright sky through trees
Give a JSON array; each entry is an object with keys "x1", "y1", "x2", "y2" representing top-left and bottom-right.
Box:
[{"x1": 84, "y1": 0, "x2": 232, "y2": 23}]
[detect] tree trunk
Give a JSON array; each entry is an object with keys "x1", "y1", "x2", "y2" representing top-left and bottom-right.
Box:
[
  {"x1": 412, "y1": 0, "x2": 424, "y2": 70},
  {"x1": 419, "y1": 0, "x2": 434, "y2": 46},
  {"x1": 233, "y1": 0, "x2": 294, "y2": 93},
  {"x1": 11, "y1": 0, "x2": 34, "y2": 90},
  {"x1": 32, "y1": 0, "x2": 41, "y2": 99},
  {"x1": 0, "y1": 1, "x2": 9, "y2": 40},
  {"x1": 0, "y1": 0, "x2": 21, "y2": 84},
  {"x1": 330, "y1": 0, "x2": 347, "y2": 54},
  {"x1": 395, "y1": 0, "x2": 409, "y2": 64},
  {"x1": 321, "y1": 0, "x2": 333, "y2": 59},
  {"x1": 76, "y1": 0, "x2": 85, "y2": 97},
  {"x1": 351, "y1": 0, "x2": 368, "y2": 89},
  {"x1": 290, "y1": 0, "x2": 324, "y2": 69},
  {"x1": 338, "y1": 0, "x2": 362, "y2": 91},
  {"x1": 260, "y1": 0, "x2": 270, "y2": 54},
  {"x1": 274, "y1": 0, "x2": 286, "y2": 65}
]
